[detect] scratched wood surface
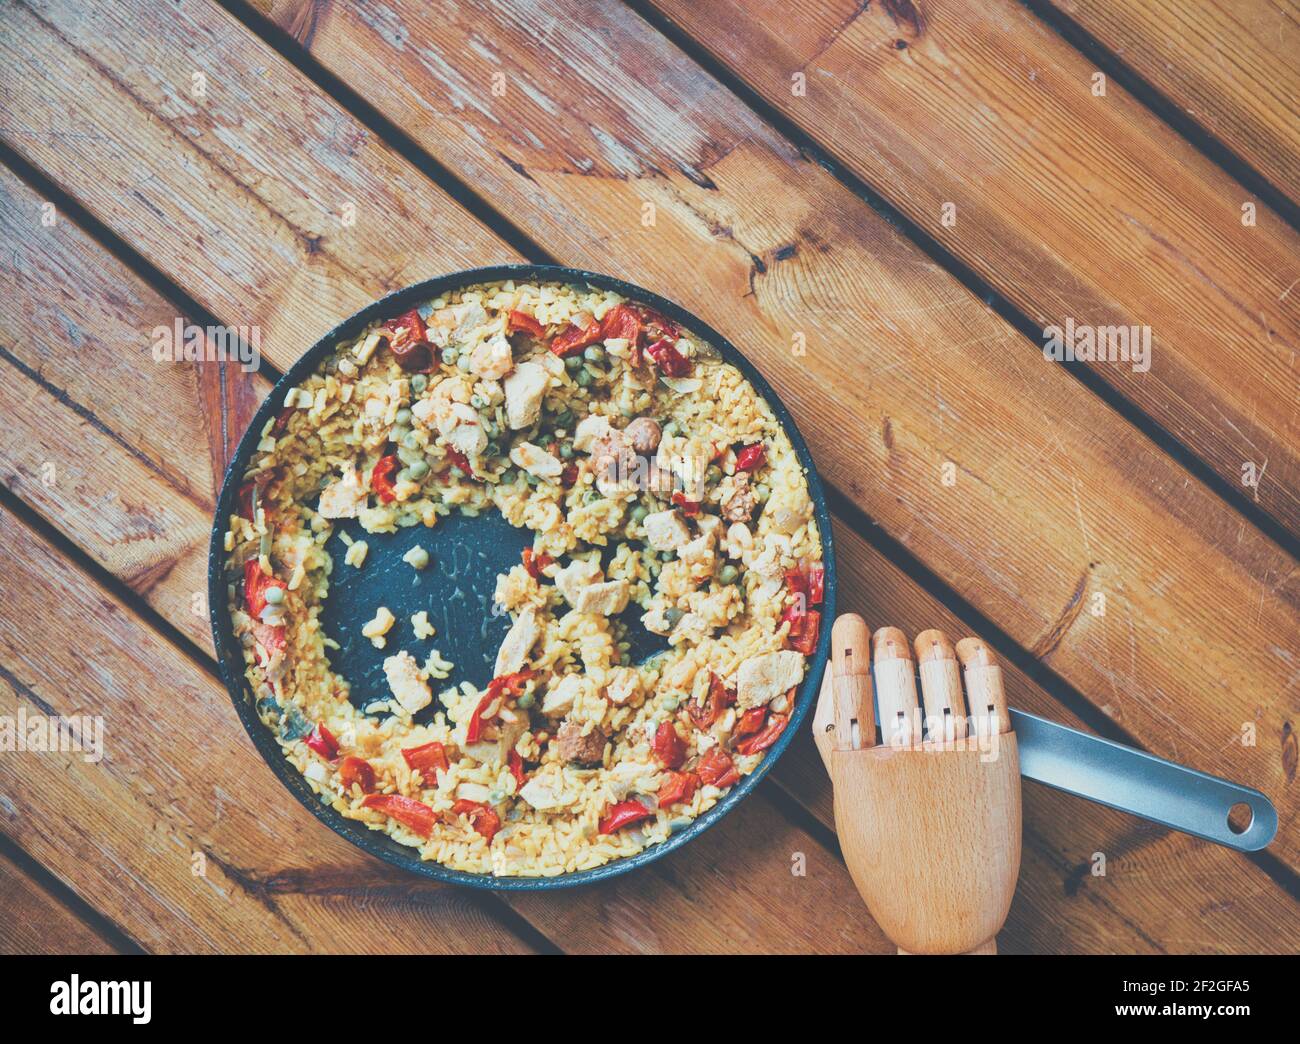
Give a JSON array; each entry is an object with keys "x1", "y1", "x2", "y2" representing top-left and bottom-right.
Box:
[
  {"x1": 1048, "y1": 0, "x2": 1300, "y2": 194},
  {"x1": 9, "y1": 156, "x2": 1265, "y2": 954},
  {"x1": 0, "y1": 0, "x2": 1295, "y2": 954},
  {"x1": 651, "y1": 0, "x2": 1300, "y2": 538}
]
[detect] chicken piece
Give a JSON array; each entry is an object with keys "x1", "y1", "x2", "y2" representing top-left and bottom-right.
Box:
[
  {"x1": 541, "y1": 673, "x2": 587, "y2": 717},
  {"x1": 554, "y1": 558, "x2": 603, "y2": 606},
  {"x1": 624, "y1": 416, "x2": 662, "y2": 454},
  {"x1": 603, "y1": 667, "x2": 642, "y2": 707},
  {"x1": 643, "y1": 509, "x2": 691, "y2": 551},
  {"x1": 510, "y1": 441, "x2": 562, "y2": 480},
  {"x1": 723, "y1": 521, "x2": 753, "y2": 559},
  {"x1": 503, "y1": 361, "x2": 549, "y2": 430},
  {"x1": 413, "y1": 374, "x2": 472, "y2": 434},
  {"x1": 668, "y1": 612, "x2": 711, "y2": 646},
  {"x1": 555, "y1": 718, "x2": 607, "y2": 765},
  {"x1": 518, "y1": 769, "x2": 576, "y2": 811},
  {"x1": 494, "y1": 605, "x2": 539, "y2": 676},
  {"x1": 317, "y1": 465, "x2": 369, "y2": 519},
  {"x1": 469, "y1": 334, "x2": 514, "y2": 381},
  {"x1": 735, "y1": 650, "x2": 806, "y2": 711},
  {"x1": 573, "y1": 414, "x2": 612, "y2": 453},
  {"x1": 722, "y1": 473, "x2": 758, "y2": 523},
  {"x1": 446, "y1": 416, "x2": 487, "y2": 460},
  {"x1": 426, "y1": 302, "x2": 487, "y2": 348},
  {"x1": 384, "y1": 651, "x2": 433, "y2": 715}
]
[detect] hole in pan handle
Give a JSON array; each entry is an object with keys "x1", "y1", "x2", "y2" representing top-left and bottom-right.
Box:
[{"x1": 1007, "y1": 708, "x2": 1278, "y2": 852}]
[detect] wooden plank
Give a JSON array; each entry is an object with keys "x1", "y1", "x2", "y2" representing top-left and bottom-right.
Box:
[
  {"x1": 648, "y1": 0, "x2": 1300, "y2": 537},
  {"x1": 0, "y1": 853, "x2": 119, "y2": 954},
  {"x1": 773, "y1": 518, "x2": 1300, "y2": 954},
  {"x1": 1049, "y1": 0, "x2": 1300, "y2": 194},
  {"x1": 0, "y1": 506, "x2": 538, "y2": 954},
  {"x1": 251, "y1": 0, "x2": 1300, "y2": 866},
  {"x1": 6, "y1": 181, "x2": 1288, "y2": 956}
]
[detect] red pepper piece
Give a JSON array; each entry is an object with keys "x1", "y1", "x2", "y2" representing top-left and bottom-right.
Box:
[
  {"x1": 599, "y1": 303, "x2": 642, "y2": 345},
  {"x1": 687, "y1": 673, "x2": 736, "y2": 730},
  {"x1": 251, "y1": 621, "x2": 286, "y2": 657},
  {"x1": 733, "y1": 707, "x2": 767, "y2": 742},
  {"x1": 507, "y1": 309, "x2": 547, "y2": 338},
  {"x1": 521, "y1": 547, "x2": 555, "y2": 580},
  {"x1": 444, "y1": 446, "x2": 474, "y2": 479},
  {"x1": 338, "y1": 755, "x2": 377, "y2": 794},
  {"x1": 652, "y1": 720, "x2": 687, "y2": 770},
  {"x1": 657, "y1": 770, "x2": 701, "y2": 809},
  {"x1": 305, "y1": 723, "x2": 339, "y2": 760},
  {"x1": 634, "y1": 305, "x2": 679, "y2": 343},
  {"x1": 465, "y1": 670, "x2": 536, "y2": 743},
  {"x1": 236, "y1": 482, "x2": 256, "y2": 521},
  {"x1": 734, "y1": 712, "x2": 790, "y2": 757},
  {"x1": 786, "y1": 609, "x2": 821, "y2": 655},
  {"x1": 451, "y1": 799, "x2": 501, "y2": 842},
  {"x1": 362, "y1": 794, "x2": 436, "y2": 838},
  {"x1": 401, "y1": 741, "x2": 450, "y2": 779},
  {"x1": 645, "y1": 337, "x2": 691, "y2": 376},
  {"x1": 734, "y1": 442, "x2": 767, "y2": 473},
  {"x1": 671, "y1": 490, "x2": 701, "y2": 516},
  {"x1": 271, "y1": 405, "x2": 296, "y2": 436},
  {"x1": 560, "y1": 462, "x2": 579, "y2": 488},
  {"x1": 243, "y1": 559, "x2": 287, "y2": 619},
  {"x1": 371, "y1": 454, "x2": 399, "y2": 503},
  {"x1": 507, "y1": 749, "x2": 527, "y2": 789},
  {"x1": 383, "y1": 309, "x2": 433, "y2": 372},
  {"x1": 598, "y1": 799, "x2": 655, "y2": 835},
  {"x1": 550, "y1": 319, "x2": 603, "y2": 357},
  {"x1": 696, "y1": 746, "x2": 741, "y2": 789}
]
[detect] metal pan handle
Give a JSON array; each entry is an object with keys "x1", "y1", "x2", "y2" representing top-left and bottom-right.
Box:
[{"x1": 1008, "y1": 708, "x2": 1277, "y2": 852}]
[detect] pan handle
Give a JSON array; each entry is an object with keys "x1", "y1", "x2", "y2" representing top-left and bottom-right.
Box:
[{"x1": 1008, "y1": 708, "x2": 1277, "y2": 852}]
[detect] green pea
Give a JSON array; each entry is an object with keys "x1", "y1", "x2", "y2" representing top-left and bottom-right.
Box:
[
  {"x1": 630, "y1": 504, "x2": 648, "y2": 524},
  {"x1": 397, "y1": 445, "x2": 422, "y2": 466},
  {"x1": 403, "y1": 431, "x2": 421, "y2": 450},
  {"x1": 470, "y1": 394, "x2": 484, "y2": 409},
  {"x1": 457, "y1": 354, "x2": 472, "y2": 373},
  {"x1": 555, "y1": 409, "x2": 575, "y2": 429},
  {"x1": 706, "y1": 465, "x2": 722, "y2": 484},
  {"x1": 408, "y1": 460, "x2": 429, "y2": 480},
  {"x1": 410, "y1": 374, "x2": 427, "y2": 394},
  {"x1": 390, "y1": 425, "x2": 411, "y2": 445},
  {"x1": 394, "y1": 407, "x2": 412, "y2": 426},
  {"x1": 264, "y1": 585, "x2": 285, "y2": 605},
  {"x1": 564, "y1": 355, "x2": 583, "y2": 373},
  {"x1": 443, "y1": 347, "x2": 459, "y2": 364},
  {"x1": 397, "y1": 467, "x2": 413, "y2": 483},
  {"x1": 663, "y1": 420, "x2": 680, "y2": 438},
  {"x1": 485, "y1": 441, "x2": 501, "y2": 458},
  {"x1": 559, "y1": 442, "x2": 574, "y2": 459},
  {"x1": 718, "y1": 564, "x2": 739, "y2": 584},
  {"x1": 665, "y1": 607, "x2": 685, "y2": 629},
  {"x1": 575, "y1": 369, "x2": 593, "y2": 388},
  {"x1": 754, "y1": 483, "x2": 770, "y2": 502},
  {"x1": 583, "y1": 345, "x2": 605, "y2": 364},
  {"x1": 517, "y1": 691, "x2": 535, "y2": 710},
  {"x1": 662, "y1": 696, "x2": 679, "y2": 711}
]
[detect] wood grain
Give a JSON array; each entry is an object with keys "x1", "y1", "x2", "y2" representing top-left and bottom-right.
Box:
[
  {"x1": 249, "y1": 0, "x2": 1300, "y2": 865},
  {"x1": 0, "y1": 853, "x2": 119, "y2": 955},
  {"x1": 0, "y1": 506, "x2": 540, "y2": 954},
  {"x1": 1049, "y1": 0, "x2": 1300, "y2": 193},
  {"x1": 6, "y1": 181, "x2": 1292, "y2": 954},
  {"x1": 650, "y1": 0, "x2": 1300, "y2": 536}
]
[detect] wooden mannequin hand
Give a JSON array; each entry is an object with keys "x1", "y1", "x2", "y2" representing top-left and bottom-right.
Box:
[{"x1": 812, "y1": 614, "x2": 1022, "y2": 954}]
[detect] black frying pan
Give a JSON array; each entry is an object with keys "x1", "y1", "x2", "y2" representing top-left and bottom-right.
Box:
[{"x1": 208, "y1": 265, "x2": 836, "y2": 890}]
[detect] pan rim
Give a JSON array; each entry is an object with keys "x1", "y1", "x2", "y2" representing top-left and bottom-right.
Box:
[{"x1": 207, "y1": 264, "x2": 836, "y2": 891}]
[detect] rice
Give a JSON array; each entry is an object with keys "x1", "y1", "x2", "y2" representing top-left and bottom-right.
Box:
[{"x1": 225, "y1": 280, "x2": 824, "y2": 877}]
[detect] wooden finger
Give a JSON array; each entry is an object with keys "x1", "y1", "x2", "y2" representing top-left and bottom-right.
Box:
[
  {"x1": 915, "y1": 629, "x2": 968, "y2": 743},
  {"x1": 811, "y1": 664, "x2": 835, "y2": 774},
  {"x1": 832, "y1": 614, "x2": 874, "y2": 750},
  {"x1": 955, "y1": 637, "x2": 1011, "y2": 736},
  {"x1": 872, "y1": 626, "x2": 920, "y2": 747}
]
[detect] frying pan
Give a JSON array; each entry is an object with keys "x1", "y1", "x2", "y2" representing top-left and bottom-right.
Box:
[{"x1": 208, "y1": 264, "x2": 837, "y2": 890}]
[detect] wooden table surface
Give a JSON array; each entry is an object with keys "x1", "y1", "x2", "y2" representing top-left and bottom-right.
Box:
[{"x1": 0, "y1": 0, "x2": 1296, "y2": 954}]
